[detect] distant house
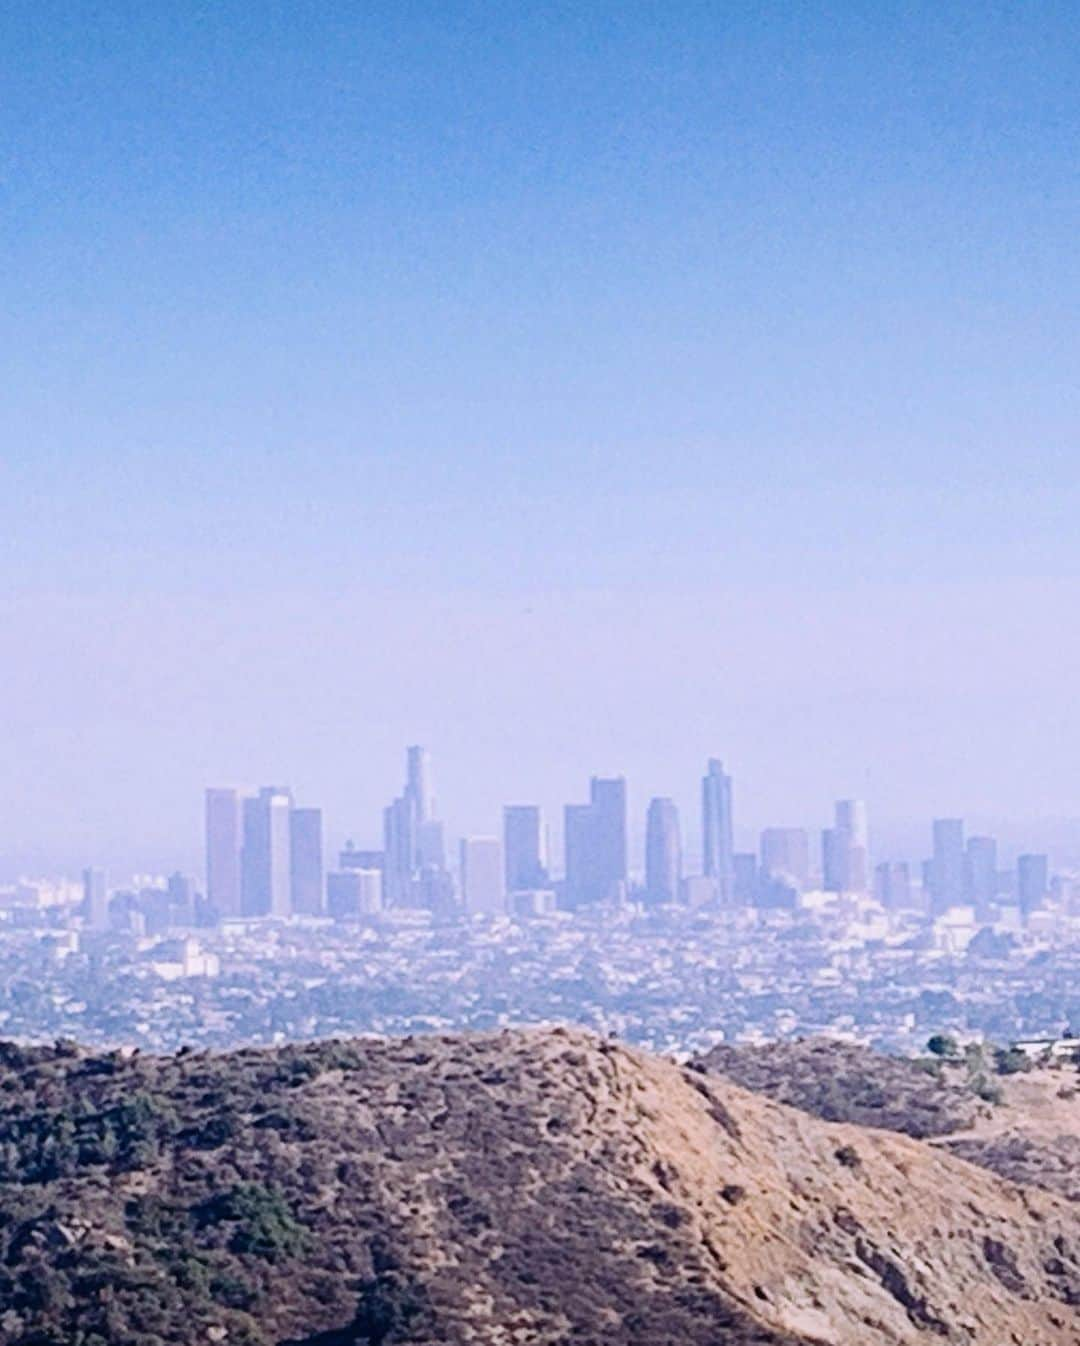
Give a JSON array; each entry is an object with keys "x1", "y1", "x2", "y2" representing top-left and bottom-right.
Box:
[{"x1": 1012, "y1": 1035, "x2": 1080, "y2": 1060}]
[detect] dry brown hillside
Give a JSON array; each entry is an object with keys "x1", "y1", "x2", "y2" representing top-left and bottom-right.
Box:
[
  {"x1": 698, "y1": 1036, "x2": 1080, "y2": 1206},
  {"x1": 697, "y1": 1038, "x2": 990, "y2": 1138},
  {"x1": 0, "y1": 1029, "x2": 1078, "y2": 1345},
  {"x1": 935, "y1": 1066, "x2": 1080, "y2": 1202}
]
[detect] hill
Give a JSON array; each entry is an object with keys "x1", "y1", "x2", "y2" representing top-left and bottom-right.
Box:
[
  {"x1": 696, "y1": 1038, "x2": 990, "y2": 1139},
  {"x1": 933, "y1": 1065, "x2": 1080, "y2": 1202},
  {"x1": 697, "y1": 1037, "x2": 1080, "y2": 1205},
  {"x1": 0, "y1": 1028, "x2": 1079, "y2": 1345}
]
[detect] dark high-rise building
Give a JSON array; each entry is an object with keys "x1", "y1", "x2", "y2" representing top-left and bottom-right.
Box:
[
  {"x1": 965, "y1": 835, "x2": 998, "y2": 918},
  {"x1": 290, "y1": 807, "x2": 324, "y2": 915},
  {"x1": 383, "y1": 793, "x2": 417, "y2": 906},
  {"x1": 590, "y1": 776, "x2": 628, "y2": 900},
  {"x1": 504, "y1": 805, "x2": 546, "y2": 892},
  {"x1": 645, "y1": 797, "x2": 681, "y2": 905},
  {"x1": 732, "y1": 852, "x2": 758, "y2": 905},
  {"x1": 759, "y1": 827, "x2": 809, "y2": 891},
  {"x1": 874, "y1": 860, "x2": 911, "y2": 911},
  {"x1": 205, "y1": 787, "x2": 244, "y2": 918},
  {"x1": 564, "y1": 778, "x2": 627, "y2": 907},
  {"x1": 702, "y1": 759, "x2": 734, "y2": 903},
  {"x1": 82, "y1": 867, "x2": 108, "y2": 931},
  {"x1": 1017, "y1": 853, "x2": 1049, "y2": 919},
  {"x1": 241, "y1": 787, "x2": 292, "y2": 917},
  {"x1": 822, "y1": 828, "x2": 848, "y2": 893},
  {"x1": 563, "y1": 803, "x2": 597, "y2": 909},
  {"x1": 166, "y1": 871, "x2": 197, "y2": 927},
  {"x1": 327, "y1": 868, "x2": 383, "y2": 921},
  {"x1": 929, "y1": 818, "x2": 965, "y2": 913}
]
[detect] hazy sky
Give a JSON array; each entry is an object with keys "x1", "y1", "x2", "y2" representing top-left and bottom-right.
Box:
[{"x1": 2, "y1": 2, "x2": 1079, "y2": 874}]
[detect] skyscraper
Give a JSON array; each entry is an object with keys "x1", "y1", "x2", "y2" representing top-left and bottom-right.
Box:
[
  {"x1": 823, "y1": 800, "x2": 869, "y2": 894},
  {"x1": 406, "y1": 745, "x2": 431, "y2": 822},
  {"x1": 205, "y1": 787, "x2": 244, "y2": 918},
  {"x1": 289, "y1": 807, "x2": 324, "y2": 915},
  {"x1": 1017, "y1": 853, "x2": 1049, "y2": 919},
  {"x1": 821, "y1": 827, "x2": 848, "y2": 892},
  {"x1": 701, "y1": 759, "x2": 734, "y2": 903},
  {"x1": 82, "y1": 866, "x2": 108, "y2": 931},
  {"x1": 589, "y1": 776, "x2": 627, "y2": 902},
  {"x1": 563, "y1": 777, "x2": 628, "y2": 907},
  {"x1": 327, "y1": 868, "x2": 383, "y2": 920},
  {"x1": 645, "y1": 797, "x2": 682, "y2": 905},
  {"x1": 929, "y1": 818, "x2": 965, "y2": 913},
  {"x1": 874, "y1": 860, "x2": 911, "y2": 910},
  {"x1": 732, "y1": 852, "x2": 759, "y2": 905},
  {"x1": 759, "y1": 827, "x2": 810, "y2": 891},
  {"x1": 965, "y1": 835, "x2": 998, "y2": 918},
  {"x1": 835, "y1": 799, "x2": 869, "y2": 893},
  {"x1": 504, "y1": 805, "x2": 546, "y2": 892},
  {"x1": 383, "y1": 746, "x2": 447, "y2": 908},
  {"x1": 563, "y1": 802, "x2": 597, "y2": 909},
  {"x1": 417, "y1": 819, "x2": 446, "y2": 869},
  {"x1": 241, "y1": 786, "x2": 292, "y2": 917},
  {"x1": 460, "y1": 837, "x2": 505, "y2": 916},
  {"x1": 166, "y1": 871, "x2": 197, "y2": 927},
  {"x1": 382, "y1": 794, "x2": 416, "y2": 907}
]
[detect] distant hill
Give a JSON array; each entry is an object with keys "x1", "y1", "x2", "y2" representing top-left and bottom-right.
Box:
[
  {"x1": 695, "y1": 1038, "x2": 990, "y2": 1139},
  {"x1": 696, "y1": 1036, "x2": 1080, "y2": 1207},
  {"x1": 0, "y1": 1029, "x2": 1079, "y2": 1344}
]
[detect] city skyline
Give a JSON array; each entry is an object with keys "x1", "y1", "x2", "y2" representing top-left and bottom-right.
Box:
[
  {"x1": 3, "y1": 5, "x2": 1080, "y2": 876},
  {"x1": 184, "y1": 747, "x2": 1063, "y2": 926},
  {"x1": 51, "y1": 742, "x2": 1069, "y2": 943},
  {"x1": 10, "y1": 745, "x2": 1080, "y2": 884}
]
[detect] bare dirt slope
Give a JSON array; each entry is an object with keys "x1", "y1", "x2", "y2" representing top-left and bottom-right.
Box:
[
  {"x1": 935, "y1": 1067, "x2": 1080, "y2": 1202},
  {"x1": 698, "y1": 1036, "x2": 1080, "y2": 1205},
  {"x1": 0, "y1": 1029, "x2": 1078, "y2": 1345}
]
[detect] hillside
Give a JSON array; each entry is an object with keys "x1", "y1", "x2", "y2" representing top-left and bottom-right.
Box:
[
  {"x1": 0, "y1": 1029, "x2": 1079, "y2": 1345},
  {"x1": 934, "y1": 1067, "x2": 1080, "y2": 1202},
  {"x1": 696, "y1": 1039, "x2": 990, "y2": 1139},
  {"x1": 697, "y1": 1037, "x2": 1080, "y2": 1205}
]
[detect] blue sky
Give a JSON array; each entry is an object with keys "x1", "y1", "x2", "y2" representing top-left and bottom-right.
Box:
[{"x1": 1, "y1": 2, "x2": 1078, "y2": 872}]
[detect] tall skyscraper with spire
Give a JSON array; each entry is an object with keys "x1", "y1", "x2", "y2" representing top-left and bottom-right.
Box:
[
  {"x1": 383, "y1": 745, "x2": 448, "y2": 908},
  {"x1": 406, "y1": 745, "x2": 431, "y2": 821},
  {"x1": 701, "y1": 759, "x2": 734, "y2": 903}
]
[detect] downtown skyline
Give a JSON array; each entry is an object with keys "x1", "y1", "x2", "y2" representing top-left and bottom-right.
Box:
[
  {"x1": 168, "y1": 746, "x2": 1064, "y2": 931},
  {"x1": 3, "y1": 5, "x2": 1079, "y2": 879}
]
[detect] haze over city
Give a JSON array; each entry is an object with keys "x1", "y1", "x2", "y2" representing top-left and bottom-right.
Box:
[
  {"x1": 3, "y1": 11, "x2": 1080, "y2": 1340},
  {"x1": 3, "y1": 2, "x2": 1079, "y2": 876}
]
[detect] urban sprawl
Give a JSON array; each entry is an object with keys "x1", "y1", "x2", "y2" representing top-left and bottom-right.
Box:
[{"x1": 2, "y1": 748, "x2": 1077, "y2": 1056}]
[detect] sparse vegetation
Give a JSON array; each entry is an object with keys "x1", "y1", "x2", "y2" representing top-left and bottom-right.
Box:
[
  {"x1": 0, "y1": 1029, "x2": 1077, "y2": 1345},
  {"x1": 698, "y1": 1038, "x2": 990, "y2": 1139}
]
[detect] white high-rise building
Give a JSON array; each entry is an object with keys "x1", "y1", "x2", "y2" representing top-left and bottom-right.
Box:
[{"x1": 460, "y1": 837, "x2": 505, "y2": 916}]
